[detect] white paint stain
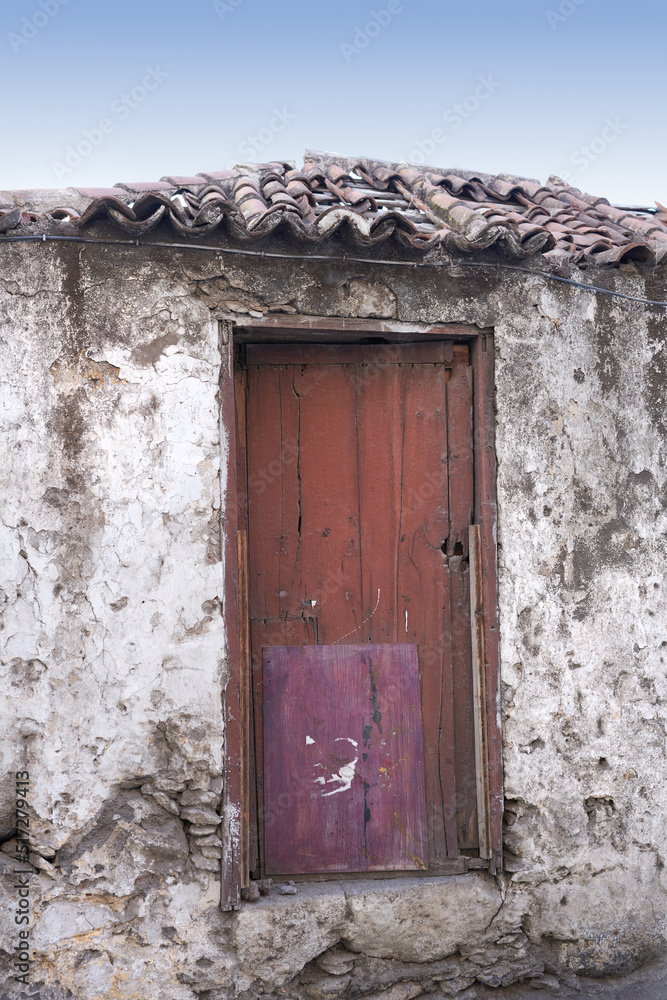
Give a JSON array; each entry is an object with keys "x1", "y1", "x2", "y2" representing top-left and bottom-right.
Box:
[
  {"x1": 322, "y1": 757, "x2": 358, "y2": 796},
  {"x1": 306, "y1": 735, "x2": 315, "y2": 745},
  {"x1": 405, "y1": 610, "x2": 408, "y2": 632},
  {"x1": 332, "y1": 588, "x2": 381, "y2": 643},
  {"x1": 317, "y1": 739, "x2": 360, "y2": 795}
]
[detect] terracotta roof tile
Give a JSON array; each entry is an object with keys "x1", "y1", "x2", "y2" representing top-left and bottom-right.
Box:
[
  {"x1": 114, "y1": 180, "x2": 174, "y2": 194},
  {"x1": 73, "y1": 187, "x2": 131, "y2": 200},
  {"x1": 620, "y1": 215, "x2": 663, "y2": 236},
  {"x1": 1, "y1": 151, "x2": 665, "y2": 268},
  {"x1": 160, "y1": 175, "x2": 208, "y2": 187}
]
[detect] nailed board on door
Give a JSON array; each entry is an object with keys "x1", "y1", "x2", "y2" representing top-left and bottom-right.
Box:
[
  {"x1": 239, "y1": 341, "x2": 477, "y2": 875},
  {"x1": 263, "y1": 643, "x2": 426, "y2": 874}
]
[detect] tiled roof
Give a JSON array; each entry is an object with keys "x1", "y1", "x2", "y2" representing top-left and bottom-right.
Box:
[{"x1": 2, "y1": 151, "x2": 666, "y2": 268}]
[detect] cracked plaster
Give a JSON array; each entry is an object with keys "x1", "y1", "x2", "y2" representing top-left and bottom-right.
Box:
[{"x1": 0, "y1": 240, "x2": 666, "y2": 998}]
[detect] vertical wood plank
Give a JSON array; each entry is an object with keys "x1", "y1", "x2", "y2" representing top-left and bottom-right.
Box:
[
  {"x1": 246, "y1": 364, "x2": 284, "y2": 624},
  {"x1": 276, "y1": 365, "x2": 302, "y2": 623},
  {"x1": 245, "y1": 363, "x2": 282, "y2": 881},
  {"x1": 235, "y1": 369, "x2": 258, "y2": 875},
  {"x1": 356, "y1": 362, "x2": 403, "y2": 643},
  {"x1": 469, "y1": 524, "x2": 492, "y2": 859},
  {"x1": 397, "y1": 363, "x2": 458, "y2": 860},
  {"x1": 246, "y1": 361, "x2": 311, "y2": 875},
  {"x1": 235, "y1": 368, "x2": 249, "y2": 532},
  {"x1": 291, "y1": 363, "x2": 363, "y2": 644},
  {"x1": 472, "y1": 334, "x2": 503, "y2": 873},
  {"x1": 237, "y1": 529, "x2": 251, "y2": 880},
  {"x1": 446, "y1": 353, "x2": 477, "y2": 850},
  {"x1": 221, "y1": 321, "x2": 243, "y2": 910}
]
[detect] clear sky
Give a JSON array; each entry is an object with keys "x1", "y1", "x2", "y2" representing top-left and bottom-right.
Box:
[{"x1": 1, "y1": 0, "x2": 664, "y2": 206}]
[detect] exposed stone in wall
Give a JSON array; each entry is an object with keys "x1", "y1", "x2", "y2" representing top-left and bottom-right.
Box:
[{"x1": 0, "y1": 237, "x2": 665, "y2": 998}]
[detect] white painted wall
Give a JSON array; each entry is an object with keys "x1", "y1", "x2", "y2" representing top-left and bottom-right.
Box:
[{"x1": 0, "y1": 242, "x2": 665, "y2": 997}]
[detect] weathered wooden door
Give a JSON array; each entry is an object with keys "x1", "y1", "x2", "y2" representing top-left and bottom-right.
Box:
[{"x1": 238, "y1": 340, "x2": 477, "y2": 875}]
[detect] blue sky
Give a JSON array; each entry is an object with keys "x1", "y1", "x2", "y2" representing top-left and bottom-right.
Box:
[{"x1": 1, "y1": 0, "x2": 664, "y2": 205}]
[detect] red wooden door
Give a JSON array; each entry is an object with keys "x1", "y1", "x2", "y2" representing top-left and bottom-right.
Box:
[{"x1": 243, "y1": 341, "x2": 476, "y2": 874}]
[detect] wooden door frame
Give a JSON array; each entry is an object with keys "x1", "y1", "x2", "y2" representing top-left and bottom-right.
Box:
[{"x1": 221, "y1": 316, "x2": 502, "y2": 910}]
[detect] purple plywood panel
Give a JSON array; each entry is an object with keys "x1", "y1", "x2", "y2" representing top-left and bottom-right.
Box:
[{"x1": 263, "y1": 644, "x2": 427, "y2": 874}]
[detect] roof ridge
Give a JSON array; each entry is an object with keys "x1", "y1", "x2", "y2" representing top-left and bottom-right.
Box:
[{"x1": 304, "y1": 150, "x2": 541, "y2": 187}]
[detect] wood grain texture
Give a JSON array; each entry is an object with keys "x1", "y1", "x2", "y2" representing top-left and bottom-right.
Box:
[
  {"x1": 235, "y1": 369, "x2": 258, "y2": 875},
  {"x1": 238, "y1": 315, "x2": 488, "y2": 339},
  {"x1": 356, "y1": 361, "x2": 404, "y2": 644},
  {"x1": 250, "y1": 616, "x2": 309, "y2": 874},
  {"x1": 446, "y1": 354, "x2": 477, "y2": 850},
  {"x1": 472, "y1": 334, "x2": 503, "y2": 873},
  {"x1": 247, "y1": 343, "x2": 453, "y2": 366},
  {"x1": 263, "y1": 644, "x2": 426, "y2": 874},
  {"x1": 237, "y1": 530, "x2": 251, "y2": 881},
  {"x1": 221, "y1": 321, "x2": 243, "y2": 910},
  {"x1": 294, "y1": 363, "x2": 362, "y2": 643},
  {"x1": 397, "y1": 363, "x2": 458, "y2": 860},
  {"x1": 469, "y1": 523, "x2": 492, "y2": 860},
  {"x1": 282, "y1": 857, "x2": 488, "y2": 881}
]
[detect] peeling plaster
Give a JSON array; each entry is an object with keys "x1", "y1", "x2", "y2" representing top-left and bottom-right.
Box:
[{"x1": 0, "y1": 241, "x2": 666, "y2": 998}]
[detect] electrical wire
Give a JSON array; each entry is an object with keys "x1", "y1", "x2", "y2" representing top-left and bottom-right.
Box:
[{"x1": 1, "y1": 232, "x2": 667, "y2": 308}]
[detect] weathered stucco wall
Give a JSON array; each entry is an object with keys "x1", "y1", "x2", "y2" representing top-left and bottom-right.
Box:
[{"x1": 0, "y1": 238, "x2": 665, "y2": 999}]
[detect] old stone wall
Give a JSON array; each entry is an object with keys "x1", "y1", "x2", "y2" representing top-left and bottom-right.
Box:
[{"x1": 0, "y1": 238, "x2": 665, "y2": 999}]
